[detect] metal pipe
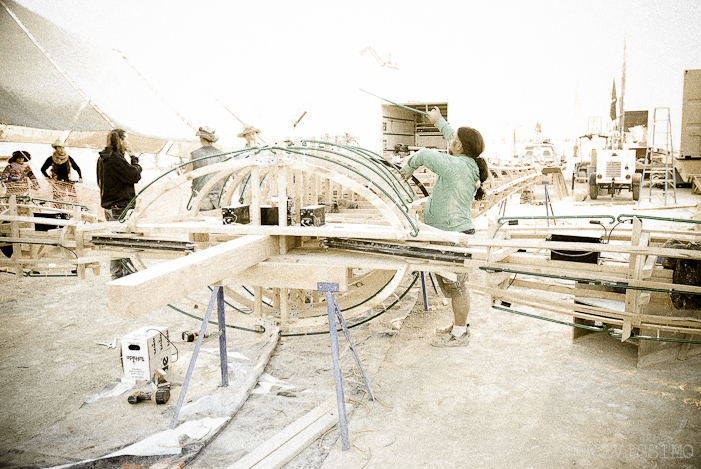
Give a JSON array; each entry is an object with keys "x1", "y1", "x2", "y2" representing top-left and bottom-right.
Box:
[{"x1": 359, "y1": 89, "x2": 428, "y2": 116}]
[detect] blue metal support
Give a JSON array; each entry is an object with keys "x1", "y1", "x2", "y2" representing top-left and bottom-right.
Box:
[
  {"x1": 318, "y1": 282, "x2": 376, "y2": 451},
  {"x1": 217, "y1": 286, "x2": 229, "y2": 388},
  {"x1": 542, "y1": 181, "x2": 555, "y2": 226},
  {"x1": 498, "y1": 198, "x2": 507, "y2": 218},
  {"x1": 169, "y1": 285, "x2": 226, "y2": 429},
  {"x1": 420, "y1": 272, "x2": 429, "y2": 311}
]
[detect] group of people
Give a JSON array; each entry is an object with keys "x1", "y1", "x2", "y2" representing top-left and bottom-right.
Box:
[
  {"x1": 4, "y1": 112, "x2": 487, "y2": 348},
  {"x1": 1, "y1": 140, "x2": 83, "y2": 196},
  {"x1": 190, "y1": 123, "x2": 260, "y2": 210}
]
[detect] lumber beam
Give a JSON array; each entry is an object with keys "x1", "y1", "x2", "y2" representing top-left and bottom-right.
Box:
[
  {"x1": 225, "y1": 260, "x2": 349, "y2": 291},
  {"x1": 106, "y1": 235, "x2": 279, "y2": 318},
  {"x1": 228, "y1": 397, "x2": 348, "y2": 469}
]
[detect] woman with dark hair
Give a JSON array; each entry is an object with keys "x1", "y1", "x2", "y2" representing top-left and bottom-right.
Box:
[
  {"x1": 96, "y1": 129, "x2": 142, "y2": 279},
  {"x1": 2, "y1": 150, "x2": 40, "y2": 194},
  {"x1": 401, "y1": 106, "x2": 488, "y2": 347}
]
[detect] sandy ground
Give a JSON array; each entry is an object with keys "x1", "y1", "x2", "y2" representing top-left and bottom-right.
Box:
[{"x1": 1, "y1": 182, "x2": 700, "y2": 468}]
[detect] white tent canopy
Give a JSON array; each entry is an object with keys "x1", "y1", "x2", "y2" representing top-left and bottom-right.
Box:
[{"x1": 0, "y1": 0, "x2": 232, "y2": 156}]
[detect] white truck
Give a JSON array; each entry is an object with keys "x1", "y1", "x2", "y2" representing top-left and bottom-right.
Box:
[{"x1": 589, "y1": 149, "x2": 642, "y2": 200}]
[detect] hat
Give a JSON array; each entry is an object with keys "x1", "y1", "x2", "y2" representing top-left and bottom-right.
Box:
[
  {"x1": 51, "y1": 139, "x2": 65, "y2": 148},
  {"x1": 9, "y1": 150, "x2": 31, "y2": 163},
  {"x1": 196, "y1": 126, "x2": 219, "y2": 143},
  {"x1": 238, "y1": 124, "x2": 260, "y2": 138}
]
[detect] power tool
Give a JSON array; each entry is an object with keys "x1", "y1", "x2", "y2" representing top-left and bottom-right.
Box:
[
  {"x1": 127, "y1": 385, "x2": 171, "y2": 405},
  {"x1": 181, "y1": 331, "x2": 208, "y2": 342}
]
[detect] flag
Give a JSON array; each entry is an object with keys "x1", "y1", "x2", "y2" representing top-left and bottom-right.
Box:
[{"x1": 610, "y1": 79, "x2": 617, "y2": 121}]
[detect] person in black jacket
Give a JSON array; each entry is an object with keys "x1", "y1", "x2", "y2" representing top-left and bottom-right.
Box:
[
  {"x1": 41, "y1": 140, "x2": 83, "y2": 182},
  {"x1": 96, "y1": 129, "x2": 142, "y2": 279},
  {"x1": 41, "y1": 140, "x2": 83, "y2": 204}
]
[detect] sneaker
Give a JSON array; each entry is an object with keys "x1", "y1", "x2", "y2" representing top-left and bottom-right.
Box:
[{"x1": 430, "y1": 330, "x2": 470, "y2": 348}]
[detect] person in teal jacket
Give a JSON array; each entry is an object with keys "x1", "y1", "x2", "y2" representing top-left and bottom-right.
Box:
[{"x1": 402, "y1": 107, "x2": 488, "y2": 347}]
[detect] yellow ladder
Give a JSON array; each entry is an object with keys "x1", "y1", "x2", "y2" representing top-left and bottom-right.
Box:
[{"x1": 641, "y1": 107, "x2": 677, "y2": 205}]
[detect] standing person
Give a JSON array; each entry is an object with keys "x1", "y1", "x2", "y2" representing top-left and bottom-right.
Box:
[
  {"x1": 190, "y1": 126, "x2": 225, "y2": 211},
  {"x1": 41, "y1": 140, "x2": 83, "y2": 203},
  {"x1": 401, "y1": 107, "x2": 489, "y2": 347},
  {"x1": 238, "y1": 123, "x2": 261, "y2": 148},
  {"x1": 1, "y1": 150, "x2": 40, "y2": 194},
  {"x1": 96, "y1": 128, "x2": 142, "y2": 279}
]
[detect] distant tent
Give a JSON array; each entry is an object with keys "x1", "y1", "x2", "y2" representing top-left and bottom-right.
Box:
[{"x1": 0, "y1": 0, "x2": 203, "y2": 155}]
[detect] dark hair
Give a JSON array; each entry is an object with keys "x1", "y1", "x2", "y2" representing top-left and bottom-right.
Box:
[
  {"x1": 106, "y1": 129, "x2": 128, "y2": 155},
  {"x1": 457, "y1": 127, "x2": 488, "y2": 200}
]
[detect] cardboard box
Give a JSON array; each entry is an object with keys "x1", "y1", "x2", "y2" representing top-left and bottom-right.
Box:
[{"x1": 121, "y1": 326, "x2": 171, "y2": 382}]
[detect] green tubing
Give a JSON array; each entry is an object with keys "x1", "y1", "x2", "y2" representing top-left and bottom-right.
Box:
[
  {"x1": 317, "y1": 141, "x2": 416, "y2": 202},
  {"x1": 292, "y1": 143, "x2": 410, "y2": 207},
  {"x1": 606, "y1": 329, "x2": 701, "y2": 344},
  {"x1": 167, "y1": 303, "x2": 265, "y2": 334},
  {"x1": 494, "y1": 304, "x2": 701, "y2": 344},
  {"x1": 301, "y1": 141, "x2": 416, "y2": 203},
  {"x1": 119, "y1": 148, "x2": 251, "y2": 221},
  {"x1": 1, "y1": 240, "x2": 77, "y2": 258},
  {"x1": 186, "y1": 176, "x2": 208, "y2": 211},
  {"x1": 0, "y1": 240, "x2": 77, "y2": 277},
  {"x1": 1, "y1": 195, "x2": 88, "y2": 211},
  {"x1": 492, "y1": 305, "x2": 606, "y2": 331},
  {"x1": 480, "y1": 266, "x2": 701, "y2": 297},
  {"x1": 241, "y1": 266, "x2": 398, "y2": 313},
  {"x1": 280, "y1": 271, "x2": 420, "y2": 337},
  {"x1": 497, "y1": 215, "x2": 616, "y2": 226},
  {"x1": 617, "y1": 214, "x2": 701, "y2": 225},
  {"x1": 207, "y1": 285, "x2": 253, "y2": 315},
  {"x1": 480, "y1": 266, "x2": 603, "y2": 284},
  {"x1": 29, "y1": 198, "x2": 89, "y2": 211},
  {"x1": 186, "y1": 152, "x2": 253, "y2": 211},
  {"x1": 599, "y1": 281, "x2": 701, "y2": 296},
  {"x1": 278, "y1": 146, "x2": 419, "y2": 236},
  {"x1": 116, "y1": 142, "x2": 418, "y2": 234}
]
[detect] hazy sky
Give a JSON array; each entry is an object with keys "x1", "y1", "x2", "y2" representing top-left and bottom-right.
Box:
[{"x1": 13, "y1": 0, "x2": 701, "y2": 153}]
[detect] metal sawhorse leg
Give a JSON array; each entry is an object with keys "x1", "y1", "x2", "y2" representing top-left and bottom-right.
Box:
[
  {"x1": 318, "y1": 282, "x2": 375, "y2": 451},
  {"x1": 169, "y1": 285, "x2": 229, "y2": 429},
  {"x1": 542, "y1": 181, "x2": 555, "y2": 226}
]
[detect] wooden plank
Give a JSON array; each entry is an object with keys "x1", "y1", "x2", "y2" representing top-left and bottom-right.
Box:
[
  {"x1": 228, "y1": 398, "x2": 346, "y2": 469},
  {"x1": 106, "y1": 235, "x2": 278, "y2": 318},
  {"x1": 226, "y1": 261, "x2": 349, "y2": 291}
]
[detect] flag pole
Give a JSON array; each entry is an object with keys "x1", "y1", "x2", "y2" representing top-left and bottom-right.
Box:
[{"x1": 619, "y1": 34, "x2": 627, "y2": 147}]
